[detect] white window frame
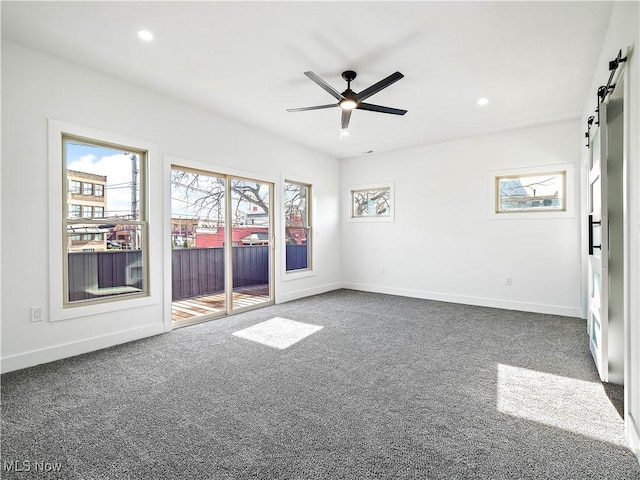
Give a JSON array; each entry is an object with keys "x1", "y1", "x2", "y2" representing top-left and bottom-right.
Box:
[
  {"x1": 283, "y1": 179, "x2": 313, "y2": 275},
  {"x1": 280, "y1": 174, "x2": 315, "y2": 281},
  {"x1": 346, "y1": 182, "x2": 395, "y2": 222},
  {"x1": 48, "y1": 120, "x2": 160, "y2": 321},
  {"x1": 488, "y1": 164, "x2": 575, "y2": 220}
]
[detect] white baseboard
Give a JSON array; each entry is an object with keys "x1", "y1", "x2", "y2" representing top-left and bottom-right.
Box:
[
  {"x1": 342, "y1": 282, "x2": 582, "y2": 318},
  {"x1": 276, "y1": 282, "x2": 343, "y2": 305},
  {"x1": 1, "y1": 323, "x2": 165, "y2": 373},
  {"x1": 2, "y1": 284, "x2": 580, "y2": 373},
  {"x1": 629, "y1": 414, "x2": 640, "y2": 465}
]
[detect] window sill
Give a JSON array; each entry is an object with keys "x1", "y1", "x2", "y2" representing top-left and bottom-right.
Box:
[{"x1": 282, "y1": 269, "x2": 316, "y2": 282}]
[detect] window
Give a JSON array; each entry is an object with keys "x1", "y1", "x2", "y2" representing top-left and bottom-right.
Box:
[
  {"x1": 50, "y1": 120, "x2": 158, "y2": 322},
  {"x1": 347, "y1": 182, "x2": 394, "y2": 222},
  {"x1": 82, "y1": 205, "x2": 93, "y2": 218},
  {"x1": 63, "y1": 134, "x2": 147, "y2": 305},
  {"x1": 495, "y1": 171, "x2": 566, "y2": 213},
  {"x1": 69, "y1": 204, "x2": 81, "y2": 218},
  {"x1": 351, "y1": 188, "x2": 390, "y2": 217},
  {"x1": 70, "y1": 180, "x2": 81, "y2": 194},
  {"x1": 284, "y1": 181, "x2": 311, "y2": 272}
]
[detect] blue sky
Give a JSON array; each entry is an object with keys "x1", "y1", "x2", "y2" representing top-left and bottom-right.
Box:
[
  {"x1": 66, "y1": 140, "x2": 139, "y2": 217},
  {"x1": 66, "y1": 142, "x2": 124, "y2": 165}
]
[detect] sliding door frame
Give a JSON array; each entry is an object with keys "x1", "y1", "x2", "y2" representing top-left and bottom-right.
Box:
[
  {"x1": 226, "y1": 174, "x2": 275, "y2": 314},
  {"x1": 164, "y1": 156, "x2": 276, "y2": 329}
]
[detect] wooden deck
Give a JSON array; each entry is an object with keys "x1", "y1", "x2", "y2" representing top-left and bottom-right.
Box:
[{"x1": 171, "y1": 284, "x2": 270, "y2": 323}]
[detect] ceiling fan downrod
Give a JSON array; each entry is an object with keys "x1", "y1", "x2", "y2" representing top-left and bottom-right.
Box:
[{"x1": 341, "y1": 70, "x2": 357, "y2": 89}]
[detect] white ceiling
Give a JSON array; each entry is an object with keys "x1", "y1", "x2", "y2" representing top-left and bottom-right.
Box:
[{"x1": 1, "y1": 1, "x2": 613, "y2": 159}]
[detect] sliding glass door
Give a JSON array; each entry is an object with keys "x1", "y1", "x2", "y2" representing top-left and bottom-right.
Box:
[
  {"x1": 229, "y1": 178, "x2": 272, "y2": 310},
  {"x1": 170, "y1": 167, "x2": 273, "y2": 326}
]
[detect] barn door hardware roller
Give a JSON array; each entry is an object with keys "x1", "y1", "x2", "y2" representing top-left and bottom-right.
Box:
[{"x1": 585, "y1": 49, "x2": 627, "y2": 147}]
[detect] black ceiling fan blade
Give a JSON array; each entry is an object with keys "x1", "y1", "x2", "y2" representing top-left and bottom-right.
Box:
[
  {"x1": 304, "y1": 71, "x2": 345, "y2": 101},
  {"x1": 341, "y1": 109, "x2": 352, "y2": 129},
  {"x1": 287, "y1": 103, "x2": 338, "y2": 113},
  {"x1": 357, "y1": 102, "x2": 407, "y2": 115},
  {"x1": 355, "y1": 71, "x2": 404, "y2": 102}
]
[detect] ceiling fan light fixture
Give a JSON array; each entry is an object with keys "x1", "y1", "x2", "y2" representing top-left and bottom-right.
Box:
[
  {"x1": 339, "y1": 98, "x2": 357, "y2": 111},
  {"x1": 340, "y1": 128, "x2": 350, "y2": 136}
]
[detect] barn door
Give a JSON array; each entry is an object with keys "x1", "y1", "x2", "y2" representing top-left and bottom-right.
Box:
[{"x1": 587, "y1": 100, "x2": 609, "y2": 382}]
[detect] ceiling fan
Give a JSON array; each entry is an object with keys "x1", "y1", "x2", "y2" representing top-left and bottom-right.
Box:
[{"x1": 287, "y1": 70, "x2": 407, "y2": 130}]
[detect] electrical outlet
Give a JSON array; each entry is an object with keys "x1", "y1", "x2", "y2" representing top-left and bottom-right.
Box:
[
  {"x1": 505, "y1": 276, "x2": 513, "y2": 286},
  {"x1": 30, "y1": 306, "x2": 43, "y2": 322}
]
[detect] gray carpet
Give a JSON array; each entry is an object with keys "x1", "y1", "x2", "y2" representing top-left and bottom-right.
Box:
[{"x1": 2, "y1": 289, "x2": 639, "y2": 479}]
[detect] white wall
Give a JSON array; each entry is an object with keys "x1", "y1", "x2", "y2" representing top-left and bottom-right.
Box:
[
  {"x1": 1, "y1": 41, "x2": 342, "y2": 373},
  {"x1": 579, "y1": 1, "x2": 640, "y2": 463},
  {"x1": 341, "y1": 120, "x2": 582, "y2": 317}
]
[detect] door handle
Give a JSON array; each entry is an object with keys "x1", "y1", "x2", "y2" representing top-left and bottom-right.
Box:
[{"x1": 588, "y1": 214, "x2": 602, "y2": 255}]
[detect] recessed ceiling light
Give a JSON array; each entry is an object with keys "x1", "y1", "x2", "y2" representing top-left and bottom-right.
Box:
[
  {"x1": 138, "y1": 30, "x2": 154, "y2": 42},
  {"x1": 477, "y1": 97, "x2": 489, "y2": 106}
]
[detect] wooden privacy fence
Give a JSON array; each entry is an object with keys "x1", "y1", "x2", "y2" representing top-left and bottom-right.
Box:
[
  {"x1": 286, "y1": 244, "x2": 308, "y2": 271},
  {"x1": 69, "y1": 245, "x2": 308, "y2": 302},
  {"x1": 172, "y1": 246, "x2": 269, "y2": 300},
  {"x1": 68, "y1": 250, "x2": 143, "y2": 302}
]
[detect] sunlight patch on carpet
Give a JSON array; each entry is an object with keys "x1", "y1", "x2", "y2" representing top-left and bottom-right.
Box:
[
  {"x1": 232, "y1": 317, "x2": 323, "y2": 349},
  {"x1": 497, "y1": 363, "x2": 627, "y2": 447}
]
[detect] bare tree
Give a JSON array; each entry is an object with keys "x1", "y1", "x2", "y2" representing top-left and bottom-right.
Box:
[
  {"x1": 500, "y1": 176, "x2": 557, "y2": 198},
  {"x1": 352, "y1": 189, "x2": 389, "y2": 216},
  {"x1": 521, "y1": 176, "x2": 557, "y2": 197},
  {"x1": 171, "y1": 171, "x2": 269, "y2": 224},
  {"x1": 284, "y1": 182, "x2": 303, "y2": 224},
  {"x1": 231, "y1": 181, "x2": 269, "y2": 215}
]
